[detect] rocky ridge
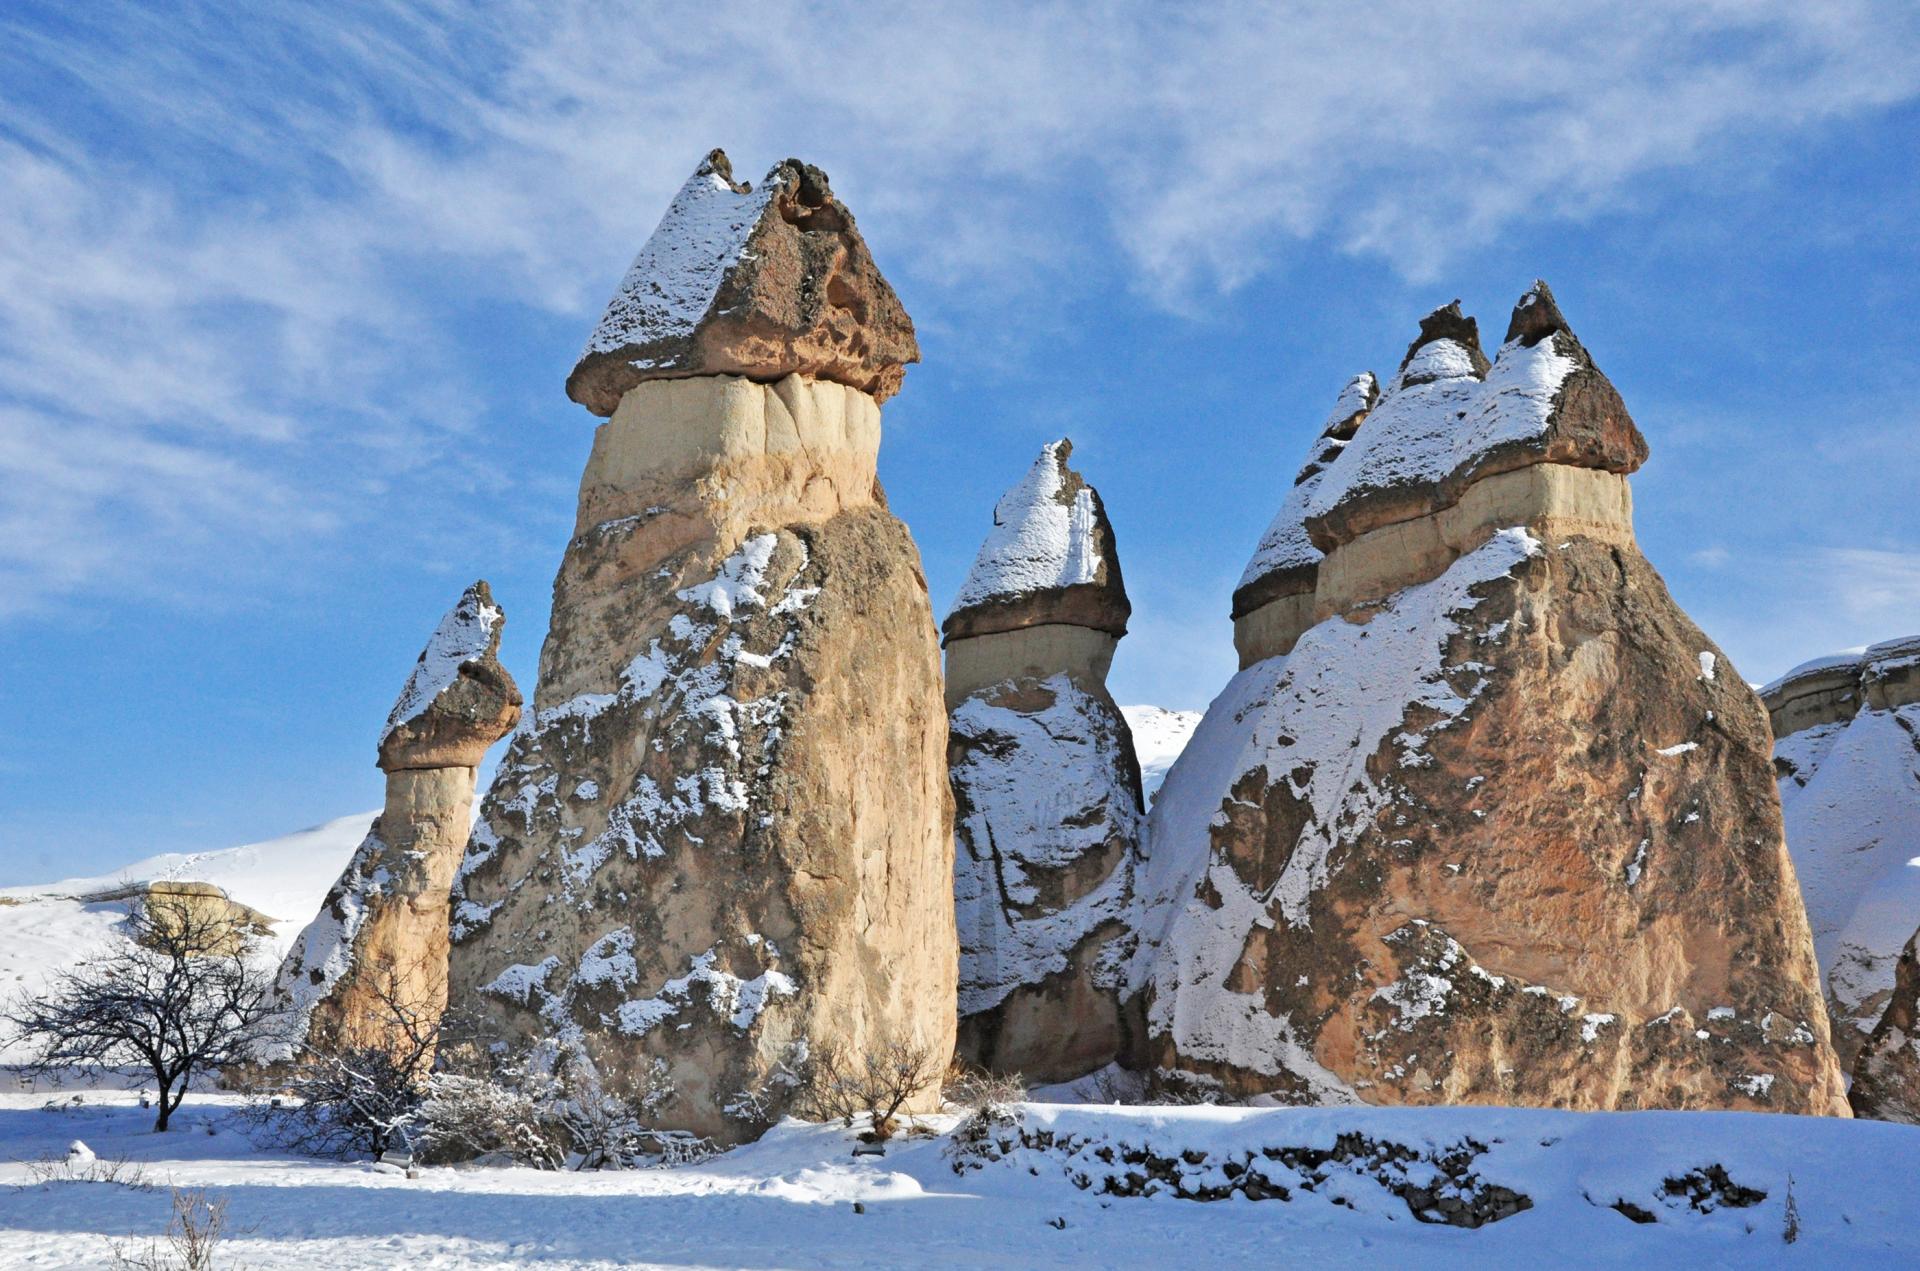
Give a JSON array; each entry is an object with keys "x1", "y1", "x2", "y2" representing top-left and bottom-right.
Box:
[
  {"x1": 945, "y1": 440, "x2": 1145, "y2": 1081},
  {"x1": 1130, "y1": 283, "x2": 1847, "y2": 1115}
]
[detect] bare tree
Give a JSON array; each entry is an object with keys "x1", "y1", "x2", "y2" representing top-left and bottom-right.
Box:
[
  {"x1": 4, "y1": 890, "x2": 279, "y2": 1131},
  {"x1": 798, "y1": 1037, "x2": 944, "y2": 1140}
]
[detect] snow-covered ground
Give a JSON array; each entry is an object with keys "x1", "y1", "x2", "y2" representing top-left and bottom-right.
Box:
[
  {"x1": 1, "y1": 1087, "x2": 1915, "y2": 1268},
  {"x1": 0, "y1": 813, "x2": 371, "y2": 1063}
]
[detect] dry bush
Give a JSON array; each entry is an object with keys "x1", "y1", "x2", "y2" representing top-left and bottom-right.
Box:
[
  {"x1": 798, "y1": 1037, "x2": 944, "y2": 1140},
  {"x1": 26, "y1": 1146, "x2": 154, "y2": 1191},
  {"x1": 109, "y1": 1187, "x2": 233, "y2": 1271},
  {"x1": 248, "y1": 959, "x2": 445, "y2": 1159}
]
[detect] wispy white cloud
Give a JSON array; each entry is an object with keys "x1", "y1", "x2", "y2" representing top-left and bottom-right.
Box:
[{"x1": 2, "y1": 0, "x2": 1917, "y2": 620}]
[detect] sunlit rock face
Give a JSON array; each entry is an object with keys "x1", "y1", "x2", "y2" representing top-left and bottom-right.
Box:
[
  {"x1": 446, "y1": 152, "x2": 954, "y2": 1145},
  {"x1": 270, "y1": 581, "x2": 521, "y2": 1063},
  {"x1": 944, "y1": 440, "x2": 1145, "y2": 1082},
  {"x1": 1131, "y1": 284, "x2": 1848, "y2": 1116}
]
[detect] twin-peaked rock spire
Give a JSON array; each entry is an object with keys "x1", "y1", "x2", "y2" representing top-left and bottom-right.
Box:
[
  {"x1": 1131, "y1": 283, "x2": 1846, "y2": 1114},
  {"x1": 943, "y1": 440, "x2": 1145, "y2": 1080}
]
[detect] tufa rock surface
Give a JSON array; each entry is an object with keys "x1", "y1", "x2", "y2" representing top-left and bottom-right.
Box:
[
  {"x1": 567, "y1": 150, "x2": 919, "y2": 416},
  {"x1": 268, "y1": 582, "x2": 521, "y2": 1061},
  {"x1": 1130, "y1": 284, "x2": 1847, "y2": 1115},
  {"x1": 945, "y1": 440, "x2": 1146, "y2": 1081},
  {"x1": 1850, "y1": 924, "x2": 1920, "y2": 1122},
  {"x1": 448, "y1": 162, "x2": 953, "y2": 1145},
  {"x1": 1763, "y1": 635, "x2": 1920, "y2": 1073}
]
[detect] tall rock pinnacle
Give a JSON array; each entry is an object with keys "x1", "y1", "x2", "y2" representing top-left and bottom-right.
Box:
[
  {"x1": 944, "y1": 440, "x2": 1145, "y2": 1080},
  {"x1": 1130, "y1": 284, "x2": 1848, "y2": 1115},
  {"x1": 268, "y1": 582, "x2": 521, "y2": 1061},
  {"x1": 447, "y1": 150, "x2": 953, "y2": 1144}
]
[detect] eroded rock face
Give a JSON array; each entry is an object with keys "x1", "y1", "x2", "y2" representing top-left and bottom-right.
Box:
[
  {"x1": 1131, "y1": 284, "x2": 1847, "y2": 1115},
  {"x1": 945, "y1": 440, "x2": 1144, "y2": 1081},
  {"x1": 448, "y1": 164, "x2": 951, "y2": 1145},
  {"x1": 566, "y1": 150, "x2": 920, "y2": 415},
  {"x1": 269, "y1": 582, "x2": 521, "y2": 1059},
  {"x1": 1763, "y1": 636, "x2": 1920, "y2": 1072},
  {"x1": 1851, "y1": 926, "x2": 1920, "y2": 1122}
]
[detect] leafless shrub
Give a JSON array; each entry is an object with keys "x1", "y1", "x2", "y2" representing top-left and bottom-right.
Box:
[
  {"x1": 943, "y1": 1063, "x2": 1027, "y2": 1168},
  {"x1": 25, "y1": 1147, "x2": 154, "y2": 1191},
  {"x1": 797, "y1": 1037, "x2": 944, "y2": 1140},
  {"x1": 108, "y1": 1187, "x2": 234, "y2": 1270},
  {"x1": 1142, "y1": 1067, "x2": 1223, "y2": 1106},
  {"x1": 1783, "y1": 1172, "x2": 1801, "y2": 1244},
  {"x1": 246, "y1": 960, "x2": 441, "y2": 1159},
  {"x1": 4, "y1": 892, "x2": 279, "y2": 1132}
]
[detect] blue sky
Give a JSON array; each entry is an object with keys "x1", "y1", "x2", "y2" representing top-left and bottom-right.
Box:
[{"x1": 3, "y1": 2, "x2": 1919, "y2": 882}]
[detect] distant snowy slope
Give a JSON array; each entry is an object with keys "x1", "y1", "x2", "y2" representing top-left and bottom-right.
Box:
[
  {"x1": 1120, "y1": 705, "x2": 1202, "y2": 804},
  {"x1": 0, "y1": 813, "x2": 371, "y2": 1060}
]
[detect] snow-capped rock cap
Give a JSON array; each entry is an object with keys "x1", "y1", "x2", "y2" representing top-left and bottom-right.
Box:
[
  {"x1": 379, "y1": 581, "x2": 522, "y2": 772},
  {"x1": 1396, "y1": 300, "x2": 1490, "y2": 386},
  {"x1": 944, "y1": 439, "x2": 1129, "y2": 642},
  {"x1": 1864, "y1": 633, "x2": 1920, "y2": 711},
  {"x1": 567, "y1": 149, "x2": 920, "y2": 416},
  {"x1": 1304, "y1": 282, "x2": 1647, "y2": 549},
  {"x1": 1232, "y1": 373, "x2": 1378, "y2": 621}
]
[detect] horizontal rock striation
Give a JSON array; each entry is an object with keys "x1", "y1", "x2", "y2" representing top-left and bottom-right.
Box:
[{"x1": 1133, "y1": 283, "x2": 1847, "y2": 1116}]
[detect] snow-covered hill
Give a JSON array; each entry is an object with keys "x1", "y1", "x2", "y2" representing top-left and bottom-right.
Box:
[
  {"x1": 1120, "y1": 705, "x2": 1201, "y2": 804},
  {"x1": 0, "y1": 813, "x2": 371, "y2": 1061}
]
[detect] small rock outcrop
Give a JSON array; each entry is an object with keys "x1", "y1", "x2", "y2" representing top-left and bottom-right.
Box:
[
  {"x1": 447, "y1": 151, "x2": 954, "y2": 1145},
  {"x1": 1131, "y1": 283, "x2": 1848, "y2": 1115},
  {"x1": 1762, "y1": 636, "x2": 1920, "y2": 1074},
  {"x1": 1851, "y1": 924, "x2": 1920, "y2": 1122},
  {"x1": 565, "y1": 150, "x2": 920, "y2": 415},
  {"x1": 268, "y1": 582, "x2": 521, "y2": 1060},
  {"x1": 944, "y1": 440, "x2": 1145, "y2": 1081}
]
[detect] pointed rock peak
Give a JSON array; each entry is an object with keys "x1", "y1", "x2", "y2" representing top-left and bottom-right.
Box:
[
  {"x1": 1504, "y1": 279, "x2": 1569, "y2": 347},
  {"x1": 379, "y1": 581, "x2": 522, "y2": 771},
  {"x1": 1319, "y1": 371, "x2": 1379, "y2": 440},
  {"x1": 697, "y1": 147, "x2": 750, "y2": 193},
  {"x1": 1398, "y1": 301, "x2": 1489, "y2": 385},
  {"x1": 568, "y1": 149, "x2": 918, "y2": 416},
  {"x1": 945, "y1": 437, "x2": 1129, "y2": 641}
]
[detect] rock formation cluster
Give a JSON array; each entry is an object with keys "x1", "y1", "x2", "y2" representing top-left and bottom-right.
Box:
[
  {"x1": 444, "y1": 152, "x2": 954, "y2": 1144},
  {"x1": 1762, "y1": 635, "x2": 1920, "y2": 1108},
  {"x1": 270, "y1": 582, "x2": 521, "y2": 1060},
  {"x1": 259, "y1": 149, "x2": 1878, "y2": 1137},
  {"x1": 944, "y1": 440, "x2": 1145, "y2": 1081},
  {"x1": 1130, "y1": 284, "x2": 1848, "y2": 1114}
]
